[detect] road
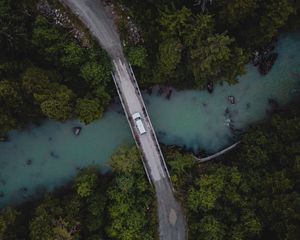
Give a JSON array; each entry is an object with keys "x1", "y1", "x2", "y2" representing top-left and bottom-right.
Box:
[{"x1": 60, "y1": 0, "x2": 186, "y2": 239}]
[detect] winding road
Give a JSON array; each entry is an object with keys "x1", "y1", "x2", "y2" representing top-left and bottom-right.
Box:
[{"x1": 60, "y1": 0, "x2": 187, "y2": 239}]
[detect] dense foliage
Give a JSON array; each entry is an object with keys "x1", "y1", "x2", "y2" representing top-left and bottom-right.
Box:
[
  {"x1": 165, "y1": 105, "x2": 300, "y2": 240},
  {"x1": 0, "y1": 0, "x2": 112, "y2": 136},
  {"x1": 1, "y1": 0, "x2": 300, "y2": 239},
  {"x1": 0, "y1": 146, "x2": 156, "y2": 240},
  {"x1": 117, "y1": 0, "x2": 299, "y2": 88}
]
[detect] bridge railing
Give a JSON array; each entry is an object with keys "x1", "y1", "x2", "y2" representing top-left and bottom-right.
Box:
[{"x1": 128, "y1": 63, "x2": 171, "y2": 181}]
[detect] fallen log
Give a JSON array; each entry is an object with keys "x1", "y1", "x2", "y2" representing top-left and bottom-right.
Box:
[{"x1": 194, "y1": 141, "x2": 241, "y2": 163}]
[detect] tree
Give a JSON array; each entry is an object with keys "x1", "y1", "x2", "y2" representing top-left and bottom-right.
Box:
[
  {"x1": 32, "y1": 16, "x2": 66, "y2": 63},
  {"x1": 40, "y1": 99, "x2": 72, "y2": 121},
  {"x1": 197, "y1": 215, "x2": 225, "y2": 240},
  {"x1": 75, "y1": 168, "x2": 98, "y2": 198},
  {"x1": 187, "y1": 164, "x2": 261, "y2": 239},
  {"x1": 80, "y1": 62, "x2": 110, "y2": 87},
  {"x1": 0, "y1": 107, "x2": 16, "y2": 133},
  {"x1": 106, "y1": 146, "x2": 155, "y2": 240},
  {"x1": 235, "y1": 0, "x2": 295, "y2": 49},
  {"x1": 60, "y1": 42, "x2": 86, "y2": 68},
  {"x1": 155, "y1": 38, "x2": 182, "y2": 80},
  {"x1": 21, "y1": 67, "x2": 50, "y2": 95},
  {"x1": 0, "y1": 0, "x2": 29, "y2": 55},
  {"x1": 85, "y1": 194, "x2": 106, "y2": 233},
  {"x1": 156, "y1": 8, "x2": 246, "y2": 87},
  {"x1": 216, "y1": 0, "x2": 258, "y2": 28},
  {"x1": 92, "y1": 86, "x2": 111, "y2": 105},
  {"x1": 126, "y1": 46, "x2": 147, "y2": 68},
  {"x1": 159, "y1": 7, "x2": 192, "y2": 39},
  {"x1": 109, "y1": 146, "x2": 141, "y2": 174},
  {"x1": 167, "y1": 151, "x2": 194, "y2": 176},
  {"x1": 30, "y1": 195, "x2": 80, "y2": 240},
  {"x1": 194, "y1": 0, "x2": 213, "y2": 12},
  {"x1": 258, "y1": 0, "x2": 295, "y2": 45},
  {"x1": 76, "y1": 98, "x2": 103, "y2": 124},
  {"x1": 188, "y1": 31, "x2": 246, "y2": 87},
  {"x1": 0, "y1": 80, "x2": 21, "y2": 107},
  {"x1": 0, "y1": 207, "x2": 19, "y2": 240}
]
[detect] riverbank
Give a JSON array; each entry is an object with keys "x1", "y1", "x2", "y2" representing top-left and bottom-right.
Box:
[
  {"x1": 1, "y1": 31, "x2": 300, "y2": 208},
  {"x1": 0, "y1": 147, "x2": 158, "y2": 239},
  {"x1": 163, "y1": 103, "x2": 300, "y2": 240},
  {"x1": 3, "y1": 101, "x2": 298, "y2": 239}
]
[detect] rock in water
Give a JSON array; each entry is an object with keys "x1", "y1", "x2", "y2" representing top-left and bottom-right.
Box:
[
  {"x1": 207, "y1": 81, "x2": 214, "y2": 93},
  {"x1": 73, "y1": 127, "x2": 82, "y2": 136},
  {"x1": 228, "y1": 96, "x2": 236, "y2": 104},
  {"x1": 166, "y1": 89, "x2": 173, "y2": 100},
  {"x1": 26, "y1": 159, "x2": 33, "y2": 165},
  {"x1": 0, "y1": 134, "x2": 9, "y2": 142},
  {"x1": 50, "y1": 151, "x2": 59, "y2": 159},
  {"x1": 268, "y1": 98, "x2": 279, "y2": 110},
  {"x1": 251, "y1": 39, "x2": 278, "y2": 75}
]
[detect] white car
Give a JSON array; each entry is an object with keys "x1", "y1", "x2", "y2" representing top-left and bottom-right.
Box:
[{"x1": 132, "y1": 112, "x2": 146, "y2": 135}]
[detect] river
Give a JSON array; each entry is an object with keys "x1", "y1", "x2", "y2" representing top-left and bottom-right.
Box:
[{"x1": 0, "y1": 32, "x2": 300, "y2": 207}]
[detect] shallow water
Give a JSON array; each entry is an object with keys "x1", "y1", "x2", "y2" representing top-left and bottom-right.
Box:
[
  {"x1": 146, "y1": 33, "x2": 300, "y2": 153},
  {"x1": 0, "y1": 110, "x2": 133, "y2": 206},
  {"x1": 1, "y1": 33, "x2": 300, "y2": 207}
]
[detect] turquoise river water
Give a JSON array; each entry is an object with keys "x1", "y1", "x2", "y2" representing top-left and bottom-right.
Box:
[{"x1": 0, "y1": 33, "x2": 300, "y2": 207}]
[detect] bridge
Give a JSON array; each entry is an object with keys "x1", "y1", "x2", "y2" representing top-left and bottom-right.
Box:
[{"x1": 61, "y1": 0, "x2": 186, "y2": 239}]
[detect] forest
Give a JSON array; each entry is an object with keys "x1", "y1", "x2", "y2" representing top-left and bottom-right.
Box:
[
  {"x1": 0, "y1": 0, "x2": 300, "y2": 239},
  {"x1": 117, "y1": 0, "x2": 299, "y2": 88},
  {"x1": 0, "y1": 0, "x2": 113, "y2": 136}
]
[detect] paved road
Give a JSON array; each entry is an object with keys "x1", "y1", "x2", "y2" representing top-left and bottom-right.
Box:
[{"x1": 60, "y1": 1, "x2": 186, "y2": 239}]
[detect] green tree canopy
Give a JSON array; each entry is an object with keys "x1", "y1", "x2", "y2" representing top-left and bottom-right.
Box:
[
  {"x1": 0, "y1": 207, "x2": 19, "y2": 240},
  {"x1": 60, "y1": 42, "x2": 86, "y2": 68},
  {"x1": 40, "y1": 98, "x2": 72, "y2": 121},
  {"x1": 80, "y1": 61, "x2": 110, "y2": 87},
  {"x1": 75, "y1": 168, "x2": 98, "y2": 198},
  {"x1": 76, "y1": 98, "x2": 103, "y2": 124},
  {"x1": 126, "y1": 46, "x2": 147, "y2": 68},
  {"x1": 109, "y1": 146, "x2": 142, "y2": 174}
]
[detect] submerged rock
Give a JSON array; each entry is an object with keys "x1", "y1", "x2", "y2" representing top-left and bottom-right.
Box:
[
  {"x1": 228, "y1": 96, "x2": 236, "y2": 104},
  {"x1": 20, "y1": 187, "x2": 29, "y2": 198},
  {"x1": 147, "y1": 88, "x2": 153, "y2": 95},
  {"x1": 166, "y1": 89, "x2": 173, "y2": 100},
  {"x1": 158, "y1": 131, "x2": 166, "y2": 137},
  {"x1": 251, "y1": 39, "x2": 278, "y2": 75},
  {"x1": 259, "y1": 52, "x2": 278, "y2": 75},
  {"x1": 207, "y1": 81, "x2": 214, "y2": 93},
  {"x1": 50, "y1": 151, "x2": 59, "y2": 159},
  {"x1": 224, "y1": 107, "x2": 230, "y2": 116},
  {"x1": 268, "y1": 98, "x2": 279, "y2": 110},
  {"x1": 0, "y1": 134, "x2": 9, "y2": 142},
  {"x1": 26, "y1": 159, "x2": 33, "y2": 165},
  {"x1": 0, "y1": 178, "x2": 6, "y2": 185},
  {"x1": 158, "y1": 87, "x2": 164, "y2": 96},
  {"x1": 73, "y1": 127, "x2": 82, "y2": 136}
]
